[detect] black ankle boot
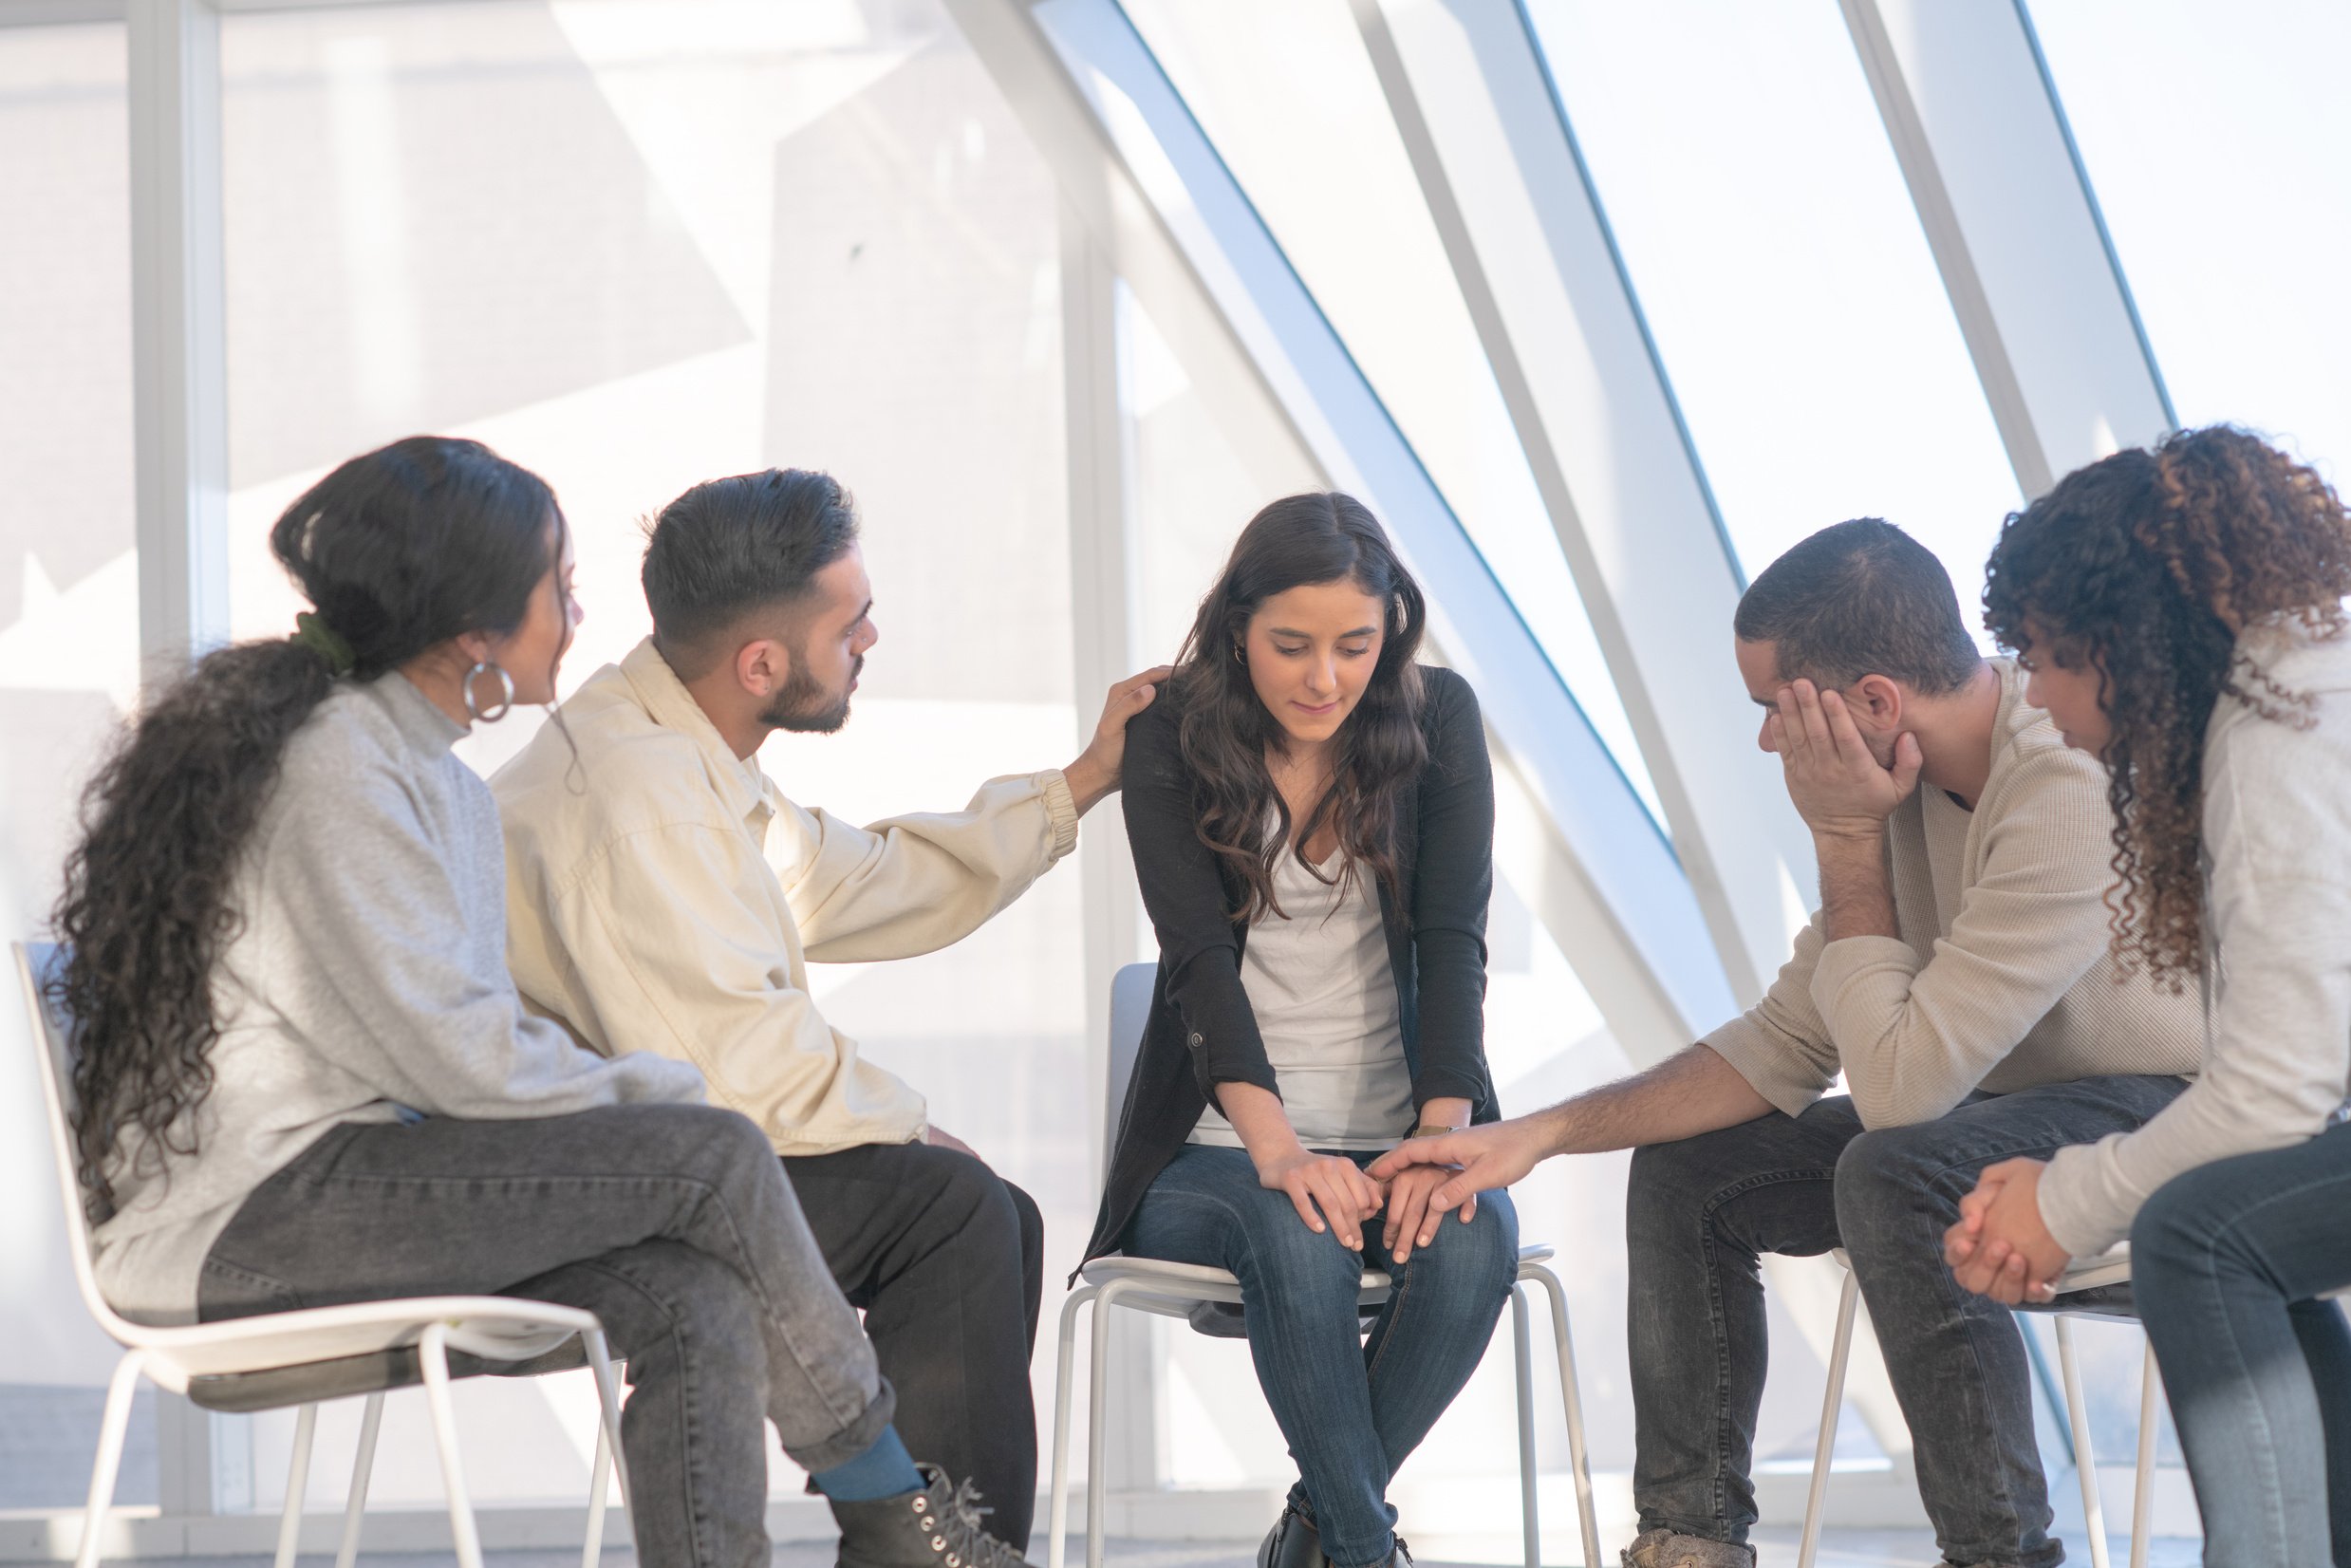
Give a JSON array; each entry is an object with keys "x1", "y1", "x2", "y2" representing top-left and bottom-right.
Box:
[
  {"x1": 830, "y1": 1464, "x2": 1036, "y2": 1568},
  {"x1": 1258, "y1": 1502, "x2": 1325, "y2": 1568}
]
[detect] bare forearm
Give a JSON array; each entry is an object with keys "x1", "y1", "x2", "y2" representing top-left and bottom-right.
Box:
[
  {"x1": 1061, "y1": 755, "x2": 1113, "y2": 816},
  {"x1": 1534, "y1": 1044, "x2": 1775, "y2": 1157},
  {"x1": 1817, "y1": 828, "x2": 1897, "y2": 943},
  {"x1": 1215, "y1": 1080, "x2": 1303, "y2": 1165}
]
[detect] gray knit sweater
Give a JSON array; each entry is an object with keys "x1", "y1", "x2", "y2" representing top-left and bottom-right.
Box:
[{"x1": 90, "y1": 674, "x2": 705, "y2": 1324}]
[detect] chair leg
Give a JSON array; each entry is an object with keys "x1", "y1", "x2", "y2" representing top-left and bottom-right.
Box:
[
  {"x1": 2056, "y1": 1316, "x2": 2112, "y2": 1568},
  {"x1": 583, "y1": 1329, "x2": 631, "y2": 1515},
  {"x1": 1047, "y1": 1286, "x2": 1098, "y2": 1568},
  {"x1": 74, "y1": 1350, "x2": 147, "y2": 1568},
  {"x1": 2129, "y1": 1335, "x2": 2158, "y2": 1568},
  {"x1": 582, "y1": 1325, "x2": 628, "y2": 1568},
  {"x1": 1524, "y1": 1265, "x2": 1602, "y2": 1568},
  {"x1": 584, "y1": 1415, "x2": 611, "y2": 1568},
  {"x1": 420, "y1": 1323, "x2": 487, "y2": 1568},
  {"x1": 1086, "y1": 1282, "x2": 1133, "y2": 1568},
  {"x1": 1510, "y1": 1286, "x2": 1539, "y2": 1568},
  {"x1": 1796, "y1": 1268, "x2": 1860, "y2": 1568},
  {"x1": 274, "y1": 1403, "x2": 319, "y2": 1568},
  {"x1": 335, "y1": 1392, "x2": 383, "y2": 1568}
]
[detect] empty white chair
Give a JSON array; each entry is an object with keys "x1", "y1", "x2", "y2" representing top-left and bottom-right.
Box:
[
  {"x1": 18, "y1": 941, "x2": 629, "y2": 1568},
  {"x1": 1046, "y1": 962, "x2": 1605, "y2": 1568}
]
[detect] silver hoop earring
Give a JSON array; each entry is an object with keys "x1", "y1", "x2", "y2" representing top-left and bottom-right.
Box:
[{"x1": 464, "y1": 660, "x2": 515, "y2": 724}]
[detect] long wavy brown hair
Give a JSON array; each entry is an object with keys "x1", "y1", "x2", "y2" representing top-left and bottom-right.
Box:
[
  {"x1": 50, "y1": 437, "x2": 560, "y2": 1221},
  {"x1": 1171, "y1": 493, "x2": 1427, "y2": 924},
  {"x1": 1983, "y1": 425, "x2": 2351, "y2": 984}
]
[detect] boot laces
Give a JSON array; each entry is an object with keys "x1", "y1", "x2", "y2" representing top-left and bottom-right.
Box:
[{"x1": 916, "y1": 1477, "x2": 1024, "y2": 1568}]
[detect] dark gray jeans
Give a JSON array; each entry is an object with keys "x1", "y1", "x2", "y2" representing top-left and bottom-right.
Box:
[
  {"x1": 196, "y1": 1104, "x2": 894, "y2": 1568},
  {"x1": 1626, "y1": 1076, "x2": 2187, "y2": 1568},
  {"x1": 784, "y1": 1140, "x2": 1046, "y2": 1550}
]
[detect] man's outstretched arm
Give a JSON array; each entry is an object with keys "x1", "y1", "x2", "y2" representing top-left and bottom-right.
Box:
[{"x1": 1366, "y1": 1043, "x2": 1775, "y2": 1236}]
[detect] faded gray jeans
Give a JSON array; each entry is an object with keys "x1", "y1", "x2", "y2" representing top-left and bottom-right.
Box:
[
  {"x1": 196, "y1": 1103, "x2": 894, "y2": 1568},
  {"x1": 1626, "y1": 1077, "x2": 2186, "y2": 1568}
]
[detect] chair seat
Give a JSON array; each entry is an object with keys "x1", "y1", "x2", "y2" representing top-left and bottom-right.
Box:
[
  {"x1": 115, "y1": 1296, "x2": 601, "y2": 1393},
  {"x1": 1078, "y1": 1242, "x2": 1562, "y2": 1323}
]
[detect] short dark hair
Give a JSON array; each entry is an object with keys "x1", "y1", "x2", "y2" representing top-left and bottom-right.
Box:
[
  {"x1": 1733, "y1": 518, "x2": 1982, "y2": 694},
  {"x1": 642, "y1": 468, "x2": 860, "y2": 677}
]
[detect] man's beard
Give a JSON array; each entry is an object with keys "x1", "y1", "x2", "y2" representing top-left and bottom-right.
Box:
[{"x1": 760, "y1": 655, "x2": 858, "y2": 735}]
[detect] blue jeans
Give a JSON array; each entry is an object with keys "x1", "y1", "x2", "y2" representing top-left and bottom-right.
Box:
[
  {"x1": 1129, "y1": 1144, "x2": 1520, "y2": 1568},
  {"x1": 1626, "y1": 1077, "x2": 2185, "y2": 1568},
  {"x1": 2131, "y1": 1119, "x2": 2351, "y2": 1568}
]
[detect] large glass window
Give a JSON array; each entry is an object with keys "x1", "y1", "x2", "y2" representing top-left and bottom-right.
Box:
[
  {"x1": 2027, "y1": 0, "x2": 2351, "y2": 481},
  {"x1": 217, "y1": 0, "x2": 1085, "y2": 1504},
  {"x1": 1118, "y1": 0, "x2": 1665, "y2": 826},
  {"x1": 0, "y1": 16, "x2": 158, "y2": 1513},
  {"x1": 1523, "y1": 0, "x2": 2023, "y2": 618}
]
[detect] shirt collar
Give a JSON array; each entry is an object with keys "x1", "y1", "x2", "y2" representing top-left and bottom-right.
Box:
[
  {"x1": 369, "y1": 671, "x2": 468, "y2": 757},
  {"x1": 617, "y1": 637, "x2": 777, "y2": 827}
]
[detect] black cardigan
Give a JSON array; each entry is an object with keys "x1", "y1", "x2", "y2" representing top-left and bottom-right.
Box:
[{"x1": 1078, "y1": 663, "x2": 1501, "y2": 1271}]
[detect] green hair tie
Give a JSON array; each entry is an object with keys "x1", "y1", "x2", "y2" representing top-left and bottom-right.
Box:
[{"x1": 292, "y1": 611, "x2": 357, "y2": 677}]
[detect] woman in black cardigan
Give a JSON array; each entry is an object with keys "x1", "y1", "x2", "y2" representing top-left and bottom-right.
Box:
[{"x1": 1079, "y1": 494, "x2": 1511, "y2": 1568}]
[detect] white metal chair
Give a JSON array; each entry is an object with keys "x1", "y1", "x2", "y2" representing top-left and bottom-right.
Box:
[
  {"x1": 1046, "y1": 962, "x2": 1605, "y2": 1568},
  {"x1": 1795, "y1": 1245, "x2": 2155, "y2": 1568},
  {"x1": 18, "y1": 941, "x2": 630, "y2": 1568}
]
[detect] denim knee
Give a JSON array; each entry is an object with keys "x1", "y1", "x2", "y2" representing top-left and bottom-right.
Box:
[
  {"x1": 2129, "y1": 1168, "x2": 2230, "y2": 1292},
  {"x1": 1831, "y1": 1123, "x2": 1953, "y2": 1245},
  {"x1": 1233, "y1": 1210, "x2": 1370, "y2": 1316},
  {"x1": 1626, "y1": 1139, "x2": 1710, "y2": 1238},
  {"x1": 1401, "y1": 1189, "x2": 1519, "y2": 1297}
]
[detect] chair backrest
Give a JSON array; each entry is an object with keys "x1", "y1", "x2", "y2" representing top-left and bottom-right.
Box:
[
  {"x1": 1105, "y1": 961, "x2": 1156, "y2": 1148},
  {"x1": 14, "y1": 941, "x2": 134, "y2": 1342}
]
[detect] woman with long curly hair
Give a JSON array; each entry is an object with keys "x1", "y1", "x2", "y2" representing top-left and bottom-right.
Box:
[
  {"x1": 1944, "y1": 426, "x2": 2351, "y2": 1566},
  {"x1": 1079, "y1": 494, "x2": 1513, "y2": 1568},
  {"x1": 52, "y1": 436, "x2": 1018, "y2": 1568}
]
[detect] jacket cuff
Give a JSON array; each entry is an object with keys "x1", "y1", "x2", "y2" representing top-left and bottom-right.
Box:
[
  {"x1": 1411, "y1": 1067, "x2": 1488, "y2": 1111},
  {"x1": 2037, "y1": 1139, "x2": 2129, "y2": 1259},
  {"x1": 1037, "y1": 769, "x2": 1079, "y2": 861}
]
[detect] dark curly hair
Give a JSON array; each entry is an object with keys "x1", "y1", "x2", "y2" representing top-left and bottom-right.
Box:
[
  {"x1": 1983, "y1": 425, "x2": 2351, "y2": 984},
  {"x1": 1169, "y1": 492, "x2": 1427, "y2": 924},
  {"x1": 50, "y1": 436, "x2": 561, "y2": 1221}
]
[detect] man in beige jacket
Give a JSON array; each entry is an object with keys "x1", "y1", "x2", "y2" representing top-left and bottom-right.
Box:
[
  {"x1": 493, "y1": 469, "x2": 1166, "y2": 1551},
  {"x1": 1372, "y1": 521, "x2": 2202, "y2": 1568}
]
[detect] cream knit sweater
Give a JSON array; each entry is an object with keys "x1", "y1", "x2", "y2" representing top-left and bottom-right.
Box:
[
  {"x1": 1706, "y1": 660, "x2": 2202, "y2": 1128},
  {"x1": 2041, "y1": 624, "x2": 2351, "y2": 1257}
]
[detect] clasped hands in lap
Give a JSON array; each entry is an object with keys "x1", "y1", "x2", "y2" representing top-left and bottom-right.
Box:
[{"x1": 1253, "y1": 1145, "x2": 1480, "y2": 1265}]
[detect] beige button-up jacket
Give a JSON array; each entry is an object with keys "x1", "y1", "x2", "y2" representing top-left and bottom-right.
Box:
[{"x1": 493, "y1": 638, "x2": 1079, "y2": 1155}]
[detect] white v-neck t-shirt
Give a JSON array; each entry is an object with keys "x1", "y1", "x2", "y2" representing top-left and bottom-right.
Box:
[{"x1": 1188, "y1": 844, "x2": 1417, "y2": 1151}]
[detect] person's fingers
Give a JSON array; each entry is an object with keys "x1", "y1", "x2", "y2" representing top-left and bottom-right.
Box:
[
  {"x1": 1389, "y1": 1175, "x2": 1427, "y2": 1261},
  {"x1": 1282, "y1": 1175, "x2": 1326, "y2": 1235},
  {"x1": 1945, "y1": 1223, "x2": 1977, "y2": 1267},
  {"x1": 1956, "y1": 1179, "x2": 2003, "y2": 1223},
  {"x1": 1369, "y1": 1137, "x2": 1448, "y2": 1181},
  {"x1": 1773, "y1": 686, "x2": 1808, "y2": 760},
  {"x1": 1311, "y1": 1168, "x2": 1362, "y2": 1249},
  {"x1": 1350, "y1": 1164, "x2": 1385, "y2": 1221},
  {"x1": 1819, "y1": 688, "x2": 1870, "y2": 764},
  {"x1": 1793, "y1": 680, "x2": 1836, "y2": 753},
  {"x1": 1891, "y1": 729, "x2": 1924, "y2": 795}
]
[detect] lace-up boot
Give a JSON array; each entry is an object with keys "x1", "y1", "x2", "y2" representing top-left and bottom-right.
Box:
[{"x1": 831, "y1": 1464, "x2": 1039, "y2": 1568}]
